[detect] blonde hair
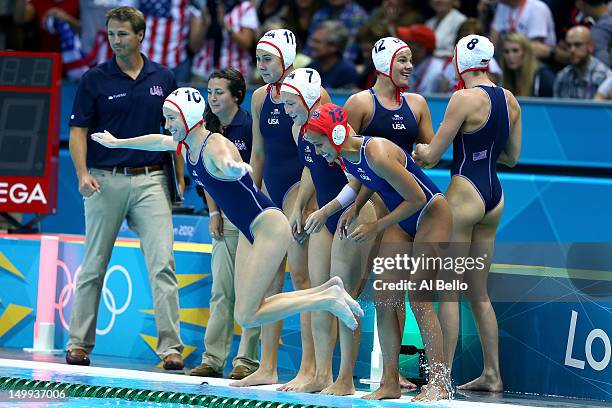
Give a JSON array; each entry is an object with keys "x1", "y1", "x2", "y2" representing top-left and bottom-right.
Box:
[{"x1": 501, "y1": 33, "x2": 538, "y2": 96}]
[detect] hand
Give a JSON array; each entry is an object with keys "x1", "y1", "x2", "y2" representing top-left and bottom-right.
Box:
[
  {"x1": 303, "y1": 209, "x2": 329, "y2": 235},
  {"x1": 289, "y1": 208, "x2": 307, "y2": 243},
  {"x1": 530, "y1": 40, "x2": 552, "y2": 59},
  {"x1": 78, "y1": 173, "x2": 100, "y2": 198},
  {"x1": 347, "y1": 221, "x2": 379, "y2": 243},
  {"x1": 337, "y1": 205, "x2": 358, "y2": 240},
  {"x1": 412, "y1": 143, "x2": 433, "y2": 168},
  {"x1": 91, "y1": 130, "x2": 120, "y2": 148},
  {"x1": 43, "y1": 7, "x2": 70, "y2": 24},
  {"x1": 209, "y1": 212, "x2": 223, "y2": 239},
  {"x1": 223, "y1": 160, "x2": 252, "y2": 178}
]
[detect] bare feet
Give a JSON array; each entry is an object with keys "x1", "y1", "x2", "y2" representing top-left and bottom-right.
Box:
[
  {"x1": 328, "y1": 276, "x2": 364, "y2": 318},
  {"x1": 321, "y1": 377, "x2": 355, "y2": 396},
  {"x1": 399, "y1": 374, "x2": 417, "y2": 391},
  {"x1": 230, "y1": 366, "x2": 278, "y2": 387},
  {"x1": 326, "y1": 286, "x2": 358, "y2": 330},
  {"x1": 291, "y1": 374, "x2": 333, "y2": 393},
  {"x1": 458, "y1": 373, "x2": 503, "y2": 393},
  {"x1": 380, "y1": 374, "x2": 417, "y2": 391},
  {"x1": 413, "y1": 382, "x2": 450, "y2": 402},
  {"x1": 276, "y1": 371, "x2": 314, "y2": 392},
  {"x1": 362, "y1": 382, "x2": 402, "y2": 400}
]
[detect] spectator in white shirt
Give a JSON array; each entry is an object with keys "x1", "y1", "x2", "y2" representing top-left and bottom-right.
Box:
[
  {"x1": 425, "y1": 0, "x2": 467, "y2": 58},
  {"x1": 489, "y1": 0, "x2": 556, "y2": 61}
]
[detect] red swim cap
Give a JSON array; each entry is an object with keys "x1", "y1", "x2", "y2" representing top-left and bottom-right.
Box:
[{"x1": 306, "y1": 103, "x2": 350, "y2": 168}]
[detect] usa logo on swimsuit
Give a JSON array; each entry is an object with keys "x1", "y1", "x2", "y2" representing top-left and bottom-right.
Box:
[
  {"x1": 268, "y1": 108, "x2": 280, "y2": 125},
  {"x1": 392, "y1": 114, "x2": 406, "y2": 130}
]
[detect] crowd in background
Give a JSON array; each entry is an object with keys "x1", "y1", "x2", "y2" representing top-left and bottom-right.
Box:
[{"x1": 1, "y1": 0, "x2": 611, "y2": 100}]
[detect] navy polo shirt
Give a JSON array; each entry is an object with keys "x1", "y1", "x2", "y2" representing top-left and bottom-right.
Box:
[
  {"x1": 69, "y1": 54, "x2": 178, "y2": 167},
  {"x1": 223, "y1": 109, "x2": 252, "y2": 163}
]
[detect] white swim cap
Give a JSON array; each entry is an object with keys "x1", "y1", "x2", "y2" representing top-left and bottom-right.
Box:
[
  {"x1": 257, "y1": 29, "x2": 297, "y2": 70},
  {"x1": 163, "y1": 87, "x2": 205, "y2": 133},
  {"x1": 454, "y1": 35, "x2": 494, "y2": 88},
  {"x1": 372, "y1": 37, "x2": 410, "y2": 77},
  {"x1": 281, "y1": 68, "x2": 321, "y2": 111}
]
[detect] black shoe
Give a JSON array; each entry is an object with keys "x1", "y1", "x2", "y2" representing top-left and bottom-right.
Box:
[
  {"x1": 163, "y1": 353, "x2": 185, "y2": 370},
  {"x1": 66, "y1": 349, "x2": 90, "y2": 366}
]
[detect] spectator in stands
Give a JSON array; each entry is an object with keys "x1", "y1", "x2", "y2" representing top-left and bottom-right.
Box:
[
  {"x1": 14, "y1": 0, "x2": 80, "y2": 52},
  {"x1": 78, "y1": 0, "x2": 134, "y2": 62},
  {"x1": 355, "y1": 24, "x2": 390, "y2": 89},
  {"x1": 595, "y1": 74, "x2": 612, "y2": 98},
  {"x1": 139, "y1": 0, "x2": 209, "y2": 82},
  {"x1": 554, "y1": 25, "x2": 612, "y2": 98},
  {"x1": 576, "y1": 0, "x2": 612, "y2": 66},
  {"x1": 15, "y1": 0, "x2": 89, "y2": 78},
  {"x1": 501, "y1": 32, "x2": 555, "y2": 96},
  {"x1": 192, "y1": 0, "x2": 258, "y2": 83},
  {"x1": 367, "y1": 0, "x2": 422, "y2": 38},
  {"x1": 306, "y1": 0, "x2": 367, "y2": 64},
  {"x1": 2, "y1": 0, "x2": 30, "y2": 50},
  {"x1": 397, "y1": 24, "x2": 445, "y2": 94},
  {"x1": 190, "y1": 68, "x2": 261, "y2": 381},
  {"x1": 426, "y1": 0, "x2": 467, "y2": 58},
  {"x1": 283, "y1": 0, "x2": 320, "y2": 50},
  {"x1": 438, "y1": 18, "x2": 502, "y2": 92},
  {"x1": 546, "y1": 0, "x2": 580, "y2": 42},
  {"x1": 307, "y1": 20, "x2": 358, "y2": 89},
  {"x1": 257, "y1": 0, "x2": 286, "y2": 30},
  {"x1": 489, "y1": 0, "x2": 557, "y2": 61}
]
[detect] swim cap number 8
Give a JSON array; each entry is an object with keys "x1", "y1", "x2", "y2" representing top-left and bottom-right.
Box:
[{"x1": 466, "y1": 38, "x2": 479, "y2": 50}]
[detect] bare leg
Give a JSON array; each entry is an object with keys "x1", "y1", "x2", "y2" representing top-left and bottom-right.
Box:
[
  {"x1": 363, "y1": 226, "x2": 408, "y2": 400},
  {"x1": 368, "y1": 195, "x2": 417, "y2": 391},
  {"x1": 410, "y1": 197, "x2": 452, "y2": 402},
  {"x1": 439, "y1": 177, "x2": 483, "y2": 373},
  {"x1": 323, "y1": 202, "x2": 376, "y2": 396},
  {"x1": 458, "y1": 197, "x2": 504, "y2": 393},
  {"x1": 289, "y1": 228, "x2": 335, "y2": 393},
  {"x1": 277, "y1": 188, "x2": 316, "y2": 391},
  {"x1": 363, "y1": 300, "x2": 403, "y2": 400},
  {"x1": 231, "y1": 263, "x2": 284, "y2": 387},
  {"x1": 233, "y1": 209, "x2": 359, "y2": 323}
]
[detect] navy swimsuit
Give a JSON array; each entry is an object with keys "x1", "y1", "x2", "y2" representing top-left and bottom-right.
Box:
[
  {"x1": 259, "y1": 90, "x2": 304, "y2": 207},
  {"x1": 187, "y1": 132, "x2": 280, "y2": 243},
  {"x1": 361, "y1": 89, "x2": 419, "y2": 151},
  {"x1": 451, "y1": 85, "x2": 510, "y2": 212},
  {"x1": 343, "y1": 137, "x2": 441, "y2": 237}
]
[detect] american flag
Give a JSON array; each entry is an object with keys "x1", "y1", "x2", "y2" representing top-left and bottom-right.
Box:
[
  {"x1": 140, "y1": 0, "x2": 196, "y2": 69},
  {"x1": 85, "y1": 0, "x2": 196, "y2": 69}
]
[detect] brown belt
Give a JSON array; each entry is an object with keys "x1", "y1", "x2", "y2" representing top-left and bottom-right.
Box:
[{"x1": 93, "y1": 164, "x2": 164, "y2": 176}]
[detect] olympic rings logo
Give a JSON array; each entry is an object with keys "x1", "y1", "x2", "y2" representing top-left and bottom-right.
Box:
[{"x1": 56, "y1": 260, "x2": 133, "y2": 335}]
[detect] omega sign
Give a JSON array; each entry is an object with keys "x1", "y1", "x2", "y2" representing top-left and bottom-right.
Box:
[
  {"x1": 0, "y1": 51, "x2": 61, "y2": 214},
  {"x1": 0, "y1": 181, "x2": 47, "y2": 205}
]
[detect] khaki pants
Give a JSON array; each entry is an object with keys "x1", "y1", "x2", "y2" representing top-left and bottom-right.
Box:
[
  {"x1": 202, "y1": 214, "x2": 260, "y2": 371},
  {"x1": 67, "y1": 168, "x2": 183, "y2": 358}
]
